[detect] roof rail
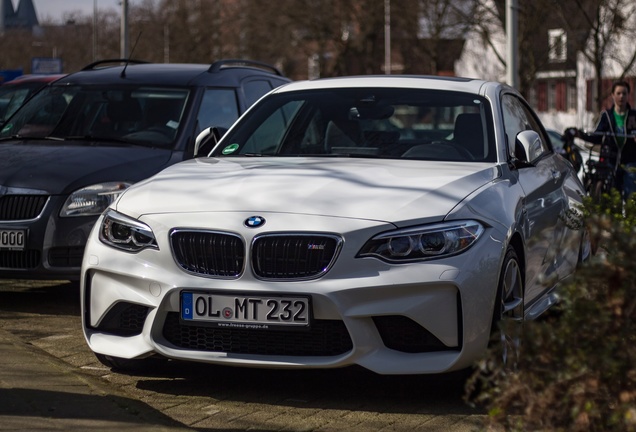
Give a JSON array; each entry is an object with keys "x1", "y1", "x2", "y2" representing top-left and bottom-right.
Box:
[
  {"x1": 81, "y1": 59, "x2": 149, "y2": 71},
  {"x1": 208, "y1": 59, "x2": 283, "y2": 76}
]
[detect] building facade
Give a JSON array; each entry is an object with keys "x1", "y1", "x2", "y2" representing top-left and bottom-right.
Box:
[
  {"x1": 455, "y1": 0, "x2": 636, "y2": 133},
  {"x1": 0, "y1": 0, "x2": 38, "y2": 34}
]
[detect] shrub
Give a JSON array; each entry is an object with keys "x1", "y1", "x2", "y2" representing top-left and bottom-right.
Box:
[{"x1": 466, "y1": 190, "x2": 636, "y2": 431}]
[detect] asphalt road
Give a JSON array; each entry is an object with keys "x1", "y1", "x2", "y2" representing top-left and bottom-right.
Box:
[{"x1": 0, "y1": 279, "x2": 489, "y2": 431}]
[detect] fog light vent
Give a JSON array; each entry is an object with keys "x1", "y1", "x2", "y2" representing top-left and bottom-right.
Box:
[
  {"x1": 96, "y1": 302, "x2": 150, "y2": 336},
  {"x1": 373, "y1": 315, "x2": 457, "y2": 353}
]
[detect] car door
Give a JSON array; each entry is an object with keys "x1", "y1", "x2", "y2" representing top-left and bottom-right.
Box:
[{"x1": 501, "y1": 93, "x2": 569, "y2": 305}]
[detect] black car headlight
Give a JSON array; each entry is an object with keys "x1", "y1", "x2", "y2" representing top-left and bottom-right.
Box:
[
  {"x1": 60, "y1": 182, "x2": 132, "y2": 217},
  {"x1": 358, "y1": 220, "x2": 484, "y2": 262},
  {"x1": 98, "y1": 209, "x2": 158, "y2": 252}
]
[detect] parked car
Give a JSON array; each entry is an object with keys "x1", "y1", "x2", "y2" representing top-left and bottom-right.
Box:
[
  {"x1": 81, "y1": 75, "x2": 589, "y2": 375},
  {"x1": 546, "y1": 128, "x2": 589, "y2": 182},
  {"x1": 0, "y1": 59, "x2": 290, "y2": 280},
  {"x1": 0, "y1": 74, "x2": 66, "y2": 123}
]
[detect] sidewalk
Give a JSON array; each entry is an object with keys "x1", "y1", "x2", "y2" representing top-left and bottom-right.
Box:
[{"x1": 0, "y1": 328, "x2": 193, "y2": 431}]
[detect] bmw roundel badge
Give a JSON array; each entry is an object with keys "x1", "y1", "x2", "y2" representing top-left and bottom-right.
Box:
[{"x1": 245, "y1": 216, "x2": 266, "y2": 228}]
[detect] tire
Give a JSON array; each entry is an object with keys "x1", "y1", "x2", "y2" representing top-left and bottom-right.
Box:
[
  {"x1": 579, "y1": 227, "x2": 593, "y2": 264},
  {"x1": 491, "y1": 246, "x2": 524, "y2": 368}
]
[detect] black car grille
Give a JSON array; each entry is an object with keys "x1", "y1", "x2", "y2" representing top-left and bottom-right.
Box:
[
  {"x1": 171, "y1": 231, "x2": 245, "y2": 277},
  {"x1": 0, "y1": 250, "x2": 40, "y2": 269},
  {"x1": 0, "y1": 195, "x2": 48, "y2": 221},
  {"x1": 171, "y1": 231, "x2": 341, "y2": 280},
  {"x1": 373, "y1": 315, "x2": 458, "y2": 353},
  {"x1": 48, "y1": 246, "x2": 85, "y2": 267},
  {"x1": 162, "y1": 312, "x2": 353, "y2": 356},
  {"x1": 251, "y1": 234, "x2": 340, "y2": 279}
]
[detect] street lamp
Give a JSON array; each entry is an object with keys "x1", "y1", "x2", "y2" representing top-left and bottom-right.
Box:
[
  {"x1": 93, "y1": 0, "x2": 97, "y2": 61},
  {"x1": 384, "y1": 0, "x2": 391, "y2": 75},
  {"x1": 121, "y1": 0, "x2": 129, "y2": 58}
]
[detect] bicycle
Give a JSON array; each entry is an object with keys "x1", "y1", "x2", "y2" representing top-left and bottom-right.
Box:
[
  {"x1": 559, "y1": 127, "x2": 584, "y2": 175},
  {"x1": 564, "y1": 129, "x2": 635, "y2": 202}
]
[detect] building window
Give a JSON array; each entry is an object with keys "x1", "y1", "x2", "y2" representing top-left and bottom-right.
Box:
[
  {"x1": 535, "y1": 81, "x2": 547, "y2": 112},
  {"x1": 547, "y1": 81, "x2": 556, "y2": 111},
  {"x1": 567, "y1": 80, "x2": 577, "y2": 112},
  {"x1": 528, "y1": 86, "x2": 537, "y2": 108},
  {"x1": 548, "y1": 29, "x2": 567, "y2": 63}
]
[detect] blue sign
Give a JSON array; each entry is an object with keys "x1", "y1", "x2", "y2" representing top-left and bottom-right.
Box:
[
  {"x1": 0, "y1": 69, "x2": 23, "y2": 83},
  {"x1": 31, "y1": 57, "x2": 63, "y2": 74}
]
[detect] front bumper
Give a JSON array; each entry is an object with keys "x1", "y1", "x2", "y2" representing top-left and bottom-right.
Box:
[
  {"x1": 0, "y1": 195, "x2": 96, "y2": 280},
  {"x1": 81, "y1": 211, "x2": 505, "y2": 375}
]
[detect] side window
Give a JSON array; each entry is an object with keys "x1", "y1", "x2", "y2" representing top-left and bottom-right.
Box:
[
  {"x1": 242, "y1": 101, "x2": 302, "y2": 154},
  {"x1": 197, "y1": 88, "x2": 239, "y2": 133},
  {"x1": 2, "y1": 89, "x2": 70, "y2": 137},
  {"x1": 269, "y1": 79, "x2": 290, "y2": 91},
  {"x1": 501, "y1": 94, "x2": 548, "y2": 159},
  {"x1": 243, "y1": 79, "x2": 273, "y2": 107},
  {"x1": 0, "y1": 88, "x2": 30, "y2": 121},
  {"x1": 519, "y1": 103, "x2": 550, "y2": 154}
]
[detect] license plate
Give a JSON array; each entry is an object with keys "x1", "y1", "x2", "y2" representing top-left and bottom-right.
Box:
[
  {"x1": 0, "y1": 229, "x2": 26, "y2": 250},
  {"x1": 181, "y1": 291, "x2": 311, "y2": 329}
]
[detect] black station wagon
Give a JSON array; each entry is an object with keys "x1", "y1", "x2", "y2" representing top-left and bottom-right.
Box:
[{"x1": 0, "y1": 59, "x2": 291, "y2": 280}]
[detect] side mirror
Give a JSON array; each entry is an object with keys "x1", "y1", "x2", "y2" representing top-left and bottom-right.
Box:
[
  {"x1": 513, "y1": 130, "x2": 542, "y2": 165},
  {"x1": 194, "y1": 126, "x2": 227, "y2": 157}
]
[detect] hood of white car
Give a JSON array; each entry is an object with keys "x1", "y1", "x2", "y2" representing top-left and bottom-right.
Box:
[{"x1": 116, "y1": 157, "x2": 499, "y2": 223}]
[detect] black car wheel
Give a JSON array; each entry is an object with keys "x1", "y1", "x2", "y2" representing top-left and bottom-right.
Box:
[{"x1": 492, "y1": 246, "x2": 524, "y2": 368}]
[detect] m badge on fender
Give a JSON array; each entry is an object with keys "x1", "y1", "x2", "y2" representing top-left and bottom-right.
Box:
[{"x1": 244, "y1": 216, "x2": 266, "y2": 228}]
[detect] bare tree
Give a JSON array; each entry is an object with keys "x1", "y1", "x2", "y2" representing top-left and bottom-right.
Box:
[
  {"x1": 462, "y1": 0, "x2": 582, "y2": 97},
  {"x1": 394, "y1": 0, "x2": 475, "y2": 75},
  {"x1": 3, "y1": 0, "x2": 635, "y2": 94},
  {"x1": 555, "y1": 0, "x2": 636, "y2": 113}
]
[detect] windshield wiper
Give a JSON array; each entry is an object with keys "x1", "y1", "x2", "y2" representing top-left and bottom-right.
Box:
[
  {"x1": 221, "y1": 153, "x2": 382, "y2": 159},
  {"x1": 0, "y1": 135, "x2": 64, "y2": 142},
  {"x1": 65, "y1": 135, "x2": 130, "y2": 143},
  {"x1": 64, "y1": 135, "x2": 148, "y2": 146}
]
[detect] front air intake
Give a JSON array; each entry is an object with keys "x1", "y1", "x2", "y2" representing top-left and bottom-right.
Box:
[{"x1": 171, "y1": 230, "x2": 245, "y2": 278}]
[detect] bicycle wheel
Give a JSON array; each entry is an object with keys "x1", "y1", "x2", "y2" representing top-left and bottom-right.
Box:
[{"x1": 590, "y1": 179, "x2": 605, "y2": 203}]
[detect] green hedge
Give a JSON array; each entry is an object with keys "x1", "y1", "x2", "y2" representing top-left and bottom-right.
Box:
[{"x1": 466, "y1": 191, "x2": 636, "y2": 431}]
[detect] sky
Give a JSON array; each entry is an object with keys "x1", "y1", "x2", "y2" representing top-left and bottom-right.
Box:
[{"x1": 30, "y1": 0, "x2": 125, "y2": 23}]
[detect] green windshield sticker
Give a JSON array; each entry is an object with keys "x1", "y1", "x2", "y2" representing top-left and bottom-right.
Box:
[{"x1": 222, "y1": 143, "x2": 239, "y2": 155}]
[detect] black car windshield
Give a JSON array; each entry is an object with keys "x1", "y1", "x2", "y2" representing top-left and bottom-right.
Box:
[
  {"x1": 0, "y1": 82, "x2": 44, "y2": 123},
  {"x1": 211, "y1": 87, "x2": 496, "y2": 162},
  {"x1": 0, "y1": 84, "x2": 190, "y2": 148}
]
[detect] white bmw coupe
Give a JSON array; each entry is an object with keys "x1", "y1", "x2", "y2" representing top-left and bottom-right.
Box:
[{"x1": 81, "y1": 75, "x2": 589, "y2": 375}]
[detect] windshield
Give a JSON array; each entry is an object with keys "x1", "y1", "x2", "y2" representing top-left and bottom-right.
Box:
[
  {"x1": 0, "y1": 84, "x2": 190, "y2": 148},
  {"x1": 0, "y1": 82, "x2": 44, "y2": 123},
  {"x1": 211, "y1": 87, "x2": 496, "y2": 162}
]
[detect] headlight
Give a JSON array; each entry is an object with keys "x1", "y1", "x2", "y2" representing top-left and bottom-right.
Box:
[
  {"x1": 358, "y1": 220, "x2": 484, "y2": 262},
  {"x1": 98, "y1": 209, "x2": 158, "y2": 252},
  {"x1": 60, "y1": 182, "x2": 131, "y2": 217}
]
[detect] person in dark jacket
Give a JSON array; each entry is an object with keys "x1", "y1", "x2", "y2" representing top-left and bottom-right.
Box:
[{"x1": 576, "y1": 80, "x2": 636, "y2": 199}]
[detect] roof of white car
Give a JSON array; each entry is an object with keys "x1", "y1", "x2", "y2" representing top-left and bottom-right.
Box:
[{"x1": 273, "y1": 75, "x2": 499, "y2": 94}]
